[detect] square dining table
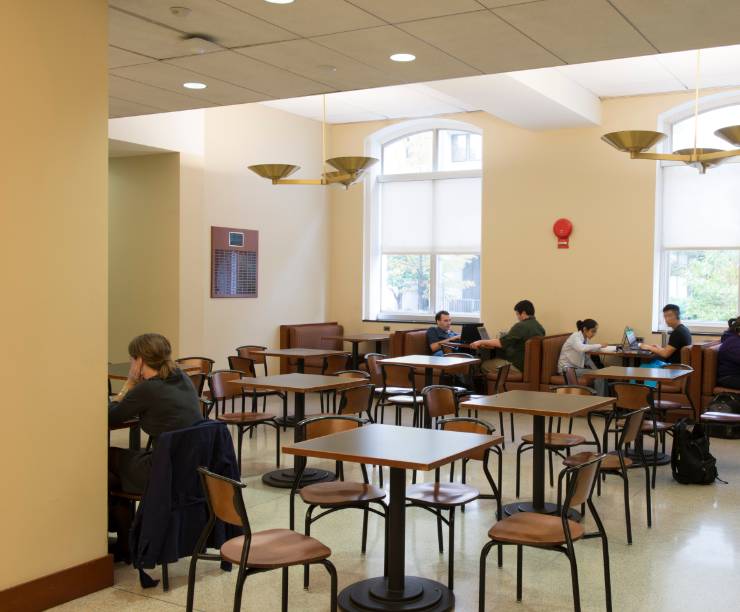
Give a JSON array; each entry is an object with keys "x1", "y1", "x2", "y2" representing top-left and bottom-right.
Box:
[
  {"x1": 283, "y1": 423, "x2": 499, "y2": 612},
  {"x1": 323, "y1": 333, "x2": 391, "y2": 369},
  {"x1": 231, "y1": 373, "x2": 365, "y2": 488},
  {"x1": 379, "y1": 354, "x2": 480, "y2": 387},
  {"x1": 460, "y1": 390, "x2": 614, "y2": 516}
]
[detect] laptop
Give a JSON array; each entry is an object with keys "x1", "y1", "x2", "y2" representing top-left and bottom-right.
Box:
[
  {"x1": 621, "y1": 327, "x2": 651, "y2": 354},
  {"x1": 459, "y1": 323, "x2": 484, "y2": 345},
  {"x1": 477, "y1": 326, "x2": 490, "y2": 341}
]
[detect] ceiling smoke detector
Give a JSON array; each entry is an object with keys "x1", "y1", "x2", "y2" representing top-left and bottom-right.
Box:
[{"x1": 169, "y1": 6, "x2": 191, "y2": 17}]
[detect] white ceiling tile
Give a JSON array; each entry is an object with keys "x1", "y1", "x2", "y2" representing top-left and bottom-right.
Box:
[
  {"x1": 109, "y1": 75, "x2": 218, "y2": 111},
  {"x1": 167, "y1": 50, "x2": 332, "y2": 98},
  {"x1": 223, "y1": 0, "x2": 384, "y2": 37},
  {"x1": 349, "y1": 0, "x2": 483, "y2": 23},
  {"x1": 109, "y1": 96, "x2": 167, "y2": 118},
  {"x1": 109, "y1": 0, "x2": 297, "y2": 47},
  {"x1": 610, "y1": 0, "x2": 740, "y2": 53},
  {"x1": 108, "y1": 46, "x2": 155, "y2": 68},
  {"x1": 312, "y1": 25, "x2": 481, "y2": 83},
  {"x1": 109, "y1": 7, "x2": 222, "y2": 59},
  {"x1": 235, "y1": 39, "x2": 390, "y2": 91},
  {"x1": 398, "y1": 10, "x2": 562, "y2": 74},
  {"x1": 494, "y1": 0, "x2": 656, "y2": 63},
  {"x1": 111, "y1": 61, "x2": 264, "y2": 106}
]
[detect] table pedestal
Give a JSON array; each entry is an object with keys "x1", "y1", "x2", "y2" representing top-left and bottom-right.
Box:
[{"x1": 338, "y1": 467, "x2": 453, "y2": 611}]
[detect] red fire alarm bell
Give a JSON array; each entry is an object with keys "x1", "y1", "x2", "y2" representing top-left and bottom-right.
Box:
[{"x1": 553, "y1": 218, "x2": 573, "y2": 249}]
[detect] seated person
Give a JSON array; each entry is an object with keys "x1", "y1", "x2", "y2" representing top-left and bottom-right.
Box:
[
  {"x1": 718, "y1": 317, "x2": 740, "y2": 390},
  {"x1": 108, "y1": 333, "x2": 202, "y2": 561},
  {"x1": 639, "y1": 304, "x2": 692, "y2": 365},
  {"x1": 558, "y1": 319, "x2": 608, "y2": 395},
  {"x1": 470, "y1": 300, "x2": 545, "y2": 374},
  {"x1": 427, "y1": 310, "x2": 461, "y2": 356}
]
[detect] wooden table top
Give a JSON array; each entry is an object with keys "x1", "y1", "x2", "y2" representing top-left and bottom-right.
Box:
[
  {"x1": 250, "y1": 348, "x2": 349, "y2": 359},
  {"x1": 379, "y1": 354, "x2": 480, "y2": 369},
  {"x1": 323, "y1": 333, "x2": 391, "y2": 343},
  {"x1": 231, "y1": 373, "x2": 366, "y2": 393},
  {"x1": 581, "y1": 366, "x2": 691, "y2": 382},
  {"x1": 108, "y1": 362, "x2": 200, "y2": 380},
  {"x1": 282, "y1": 423, "x2": 500, "y2": 471},
  {"x1": 590, "y1": 347, "x2": 654, "y2": 359},
  {"x1": 460, "y1": 390, "x2": 615, "y2": 418}
]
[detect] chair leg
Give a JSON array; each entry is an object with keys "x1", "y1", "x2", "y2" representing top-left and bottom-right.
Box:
[
  {"x1": 447, "y1": 507, "x2": 456, "y2": 591},
  {"x1": 510, "y1": 413, "x2": 515, "y2": 442},
  {"x1": 304, "y1": 509, "x2": 313, "y2": 589},
  {"x1": 232, "y1": 567, "x2": 248, "y2": 612},
  {"x1": 186, "y1": 555, "x2": 198, "y2": 611},
  {"x1": 275, "y1": 423, "x2": 281, "y2": 468},
  {"x1": 651, "y1": 429, "x2": 659, "y2": 489},
  {"x1": 645, "y1": 465, "x2": 652, "y2": 528},
  {"x1": 361, "y1": 507, "x2": 369, "y2": 554},
  {"x1": 320, "y1": 560, "x2": 338, "y2": 612},
  {"x1": 436, "y1": 509, "x2": 444, "y2": 554},
  {"x1": 516, "y1": 545, "x2": 523, "y2": 601},
  {"x1": 548, "y1": 449, "x2": 554, "y2": 487},
  {"x1": 479, "y1": 541, "x2": 496, "y2": 612},
  {"x1": 236, "y1": 427, "x2": 244, "y2": 477},
  {"x1": 282, "y1": 566, "x2": 289, "y2": 612},
  {"x1": 622, "y1": 473, "x2": 632, "y2": 545},
  {"x1": 282, "y1": 395, "x2": 288, "y2": 432},
  {"x1": 601, "y1": 534, "x2": 613, "y2": 612},
  {"x1": 566, "y1": 540, "x2": 581, "y2": 612},
  {"x1": 499, "y1": 411, "x2": 506, "y2": 450},
  {"x1": 515, "y1": 444, "x2": 525, "y2": 498},
  {"x1": 162, "y1": 563, "x2": 169, "y2": 591}
]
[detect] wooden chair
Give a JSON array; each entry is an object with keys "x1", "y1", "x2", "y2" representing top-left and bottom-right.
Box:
[
  {"x1": 462, "y1": 363, "x2": 512, "y2": 448},
  {"x1": 565, "y1": 406, "x2": 651, "y2": 544},
  {"x1": 228, "y1": 355, "x2": 287, "y2": 419},
  {"x1": 176, "y1": 356, "x2": 215, "y2": 375},
  {"x1": 379, "y1": 363, "x2": 421, "y2": 426},
  {"x1": 515, "y1": 385, "x2": 588, "y2": 496},
  {"x1": 336, "y1": 383, "x2": 375, "y2": 422},
  {"x1": 187, "y1": 468, "x2": 337, "y2": 612},
  {"x1": 210, "y1": 370, "x2": 280, "y2": 475},
  {"x1": 236, "y1": 345, "x2": 268, "y2": 374},
  {"x1": 439, "y1": 352, "x2": 477, "y2": 395},
  {"x1": 290, "y1": 415, "x2": 387, "y2": 589},
  {"x1": 479, "y1": 454, "x2": 611, "y2": 612},
  {"x1": 187, "y1": 372, "x2": 214, "y2": 418},
  {"x1": 657, "y1": 363, "x2": 695, "y2": 413},
  {"x1": 325, "y1": 369, "x2": 371, "y2": 413}
]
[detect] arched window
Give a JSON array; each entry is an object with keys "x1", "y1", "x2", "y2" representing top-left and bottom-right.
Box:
[
  {"x1": 654, "y1": 95, "x2": 740, "y2": 330},
  {"x1": 363, "y1": 119, "x2": 482, "y2": 321}
]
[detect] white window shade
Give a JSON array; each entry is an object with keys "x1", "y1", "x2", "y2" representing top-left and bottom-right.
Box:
[
  {"x1": 662, "y1": 163, "x2": 740, "y2": 248},
  {"x1": 380, "y1": 178, "x2": 481, "y2": 253}
]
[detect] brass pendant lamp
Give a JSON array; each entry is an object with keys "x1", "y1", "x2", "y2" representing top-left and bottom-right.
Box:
[
  {"x1": 248, "y1": 95, "x2": 378, "y2": 188},
  {"x1": 602, "y1": 50, "x2": 740, "y2": 173}
]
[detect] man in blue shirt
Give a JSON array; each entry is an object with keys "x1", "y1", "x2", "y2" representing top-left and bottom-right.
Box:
[{"x1": 427, "y1": 310, "x2": 461, "y2": 356}]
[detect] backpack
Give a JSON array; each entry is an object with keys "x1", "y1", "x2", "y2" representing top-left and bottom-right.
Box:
[
  {"x1": 705, "y1": 392, "x2": 740, "y2": 439},
  {"x1": 671, "y1": 419, "x2": 718, "y2": 485}
]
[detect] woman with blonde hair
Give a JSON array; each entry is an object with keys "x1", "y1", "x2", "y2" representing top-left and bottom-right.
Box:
[{"x1": 108, "y1": 333, "x2": 202, "y2": 561}]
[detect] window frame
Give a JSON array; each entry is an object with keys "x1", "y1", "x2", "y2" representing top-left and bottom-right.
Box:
[
  {"x1": 653, "y1": 92, "x2": 740, "y2": 332},
  {"x1": 363, "y1": 118, "x2": 483, "y2": 323}
]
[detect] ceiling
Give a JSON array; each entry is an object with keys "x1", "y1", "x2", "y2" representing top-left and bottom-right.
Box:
[{"x1": 109, "y1": 0, "x2": 740, "y2": 118}]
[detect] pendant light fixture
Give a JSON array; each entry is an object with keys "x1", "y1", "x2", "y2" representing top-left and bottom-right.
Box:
[
  {"x1": 248, "y1": 95, "x2": 378, "y2": 188},
  {"x1": 601, "y1": 50, "x2": 740, "y2": 173}
]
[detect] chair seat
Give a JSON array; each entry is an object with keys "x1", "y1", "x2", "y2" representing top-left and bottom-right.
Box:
[
  {"x1": 660, "y1": 382, "x2": 682, "y2": 394},
  {"x1": 700, "y1": 411, "x2": 740, "y2": 424},
  {"x1": 387, "y1": 395, "x2": 423, "y2": 405},
  {"x1": 406, "y1": 482, "x2": 479, "y2": 507},
  {"x1": 488, "y1": 512, "x2": 584, "y2": 546},
  {"x1": 564, "y1": 451, "x2": 632, "y2": 471},
  {"x1": 520, "y1": 432, "x2": 586, "y2": 447},
  {"x1": 641, "y1": 420, "x2": 671, "y2": 433},
  {"x1": 375, "y1": 386, "x2": 412, "y2": 395},
  {"x1": 299, "y1": 481, "x2": 386, "y2": 506},
  {"x1": 217, "y1": 412, "x2": 276, "y2": 425},
  {"x1": 221, "y1": 529, "x2": 331, "y2": 569},
  {"x1": 655, "y1": 399, "x2": 683, "y2": 411},
  {"x1": 506, "y1": 370, "x2": 523, "y2": 382}
]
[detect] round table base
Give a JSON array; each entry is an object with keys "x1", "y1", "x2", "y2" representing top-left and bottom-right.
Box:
[
  {"x1": 503, "y1": 501, "x2": 581, "y2": 520},
  {"x1": 624, "y1": 449, "x2": 670, "y2": 466},
  {"x1": 338, "y1": 576, "x2": 454, "y2": 611},
  {"x1": 261, "y1": 467, "x2": 335, "y2": 489}
]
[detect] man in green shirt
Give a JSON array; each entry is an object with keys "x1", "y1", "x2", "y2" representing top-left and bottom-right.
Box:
[{"x1": 470, "y1": 300, "x2": 546, "y2": 374}]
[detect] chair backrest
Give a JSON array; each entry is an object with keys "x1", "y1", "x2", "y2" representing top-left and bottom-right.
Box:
[
  {"x1": 619, "y1": 407, "x2": 649, "y2": 447},
  {"x1": 298, "y1": 414, "x2": 365, "y2": 441},
  {"x1": 612, "y1": 382, "x2": 653, "y2": 410},
  {"x1": 422, "y1": 385, "x2": 458, "y2": 419},
  {"x1": 441, "y1": 352, "x2": 476, "y2": 375},
  {"x1": 177, "y1": 356, "x2": 215, "y2": 375},
  {"x1": 337, "y1": 384, "x2": 374, "y2": 416},
  {"x1": 228, "y1": 355, "x2": 257, "y2": 378},
  {"x1": 236, "y1": 345, "x2": 268, "y2": 375},
  {"x1": 188, "y1": 372, "x2": 206, "y2": 396},
  {"x1": 539, "y1": 333, "x2": 570, "y2": 384},
  {"x1": 322, "y1": 353, "x2": 351, "y2": 375},
  {"x1": 364, "y1": 353, "x2": 386, "y2": 385},
  {"x1": 662, "y1": 363, "x2": 692, "y2": 393},
  {"x1": 438, "y1": 416, "x2": 495, "y2": 461},
  {"x1": 562, "y1": 366, "x2": 579, "y2": 386},
  {"x1": 551, "y1": 385, "x2": 596, "y2": 397},
  {"x1": 493, "y1": 363, "x2": 511, "y2": 394},
  {"x1": 335, "y1": 370, "x2": 371, "y2": 380},
  {"x1": 563, "y1": 453, "x2": 604, "y2": 509},
  {"x1": 381, "y1": 363, "x2": 415, "y2": 390},
  {"x1": 198, "y1": 467, "x2": 247, "y2": 529},
  {"x1": 209, "y1": 369, "x2": 245, "y2": 402}
]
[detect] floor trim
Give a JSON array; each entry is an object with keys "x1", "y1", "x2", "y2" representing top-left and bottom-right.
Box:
[{"x1": 0, "y1": 555, "x2": 113, "y2": 611}]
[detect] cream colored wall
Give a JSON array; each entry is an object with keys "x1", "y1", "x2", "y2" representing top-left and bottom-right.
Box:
[
  {"x1": 0, "y1": 0, "x2": 108, "y2": 590},
  {"x1": 109, "y1": 154, "x2": 181, "y2": 362},
  {"x1": 327, "y1": 91, "x2": 712, "y2": 344}
]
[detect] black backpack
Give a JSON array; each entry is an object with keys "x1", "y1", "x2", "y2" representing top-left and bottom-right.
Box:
[{"x1": 671, "y1": 419, "x2": 718, "y2": 485}]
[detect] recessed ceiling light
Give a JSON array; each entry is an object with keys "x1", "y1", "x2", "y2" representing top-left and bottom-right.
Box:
[
  {"x1": 183, "y1": 82, "x2": 207, "y2": 89},
  {"x1": 390, "y1": 53, "x2": 416, "y2": 62},
  {"x1": 264, "y1": 0, "x2": 295, "y2": 4}
]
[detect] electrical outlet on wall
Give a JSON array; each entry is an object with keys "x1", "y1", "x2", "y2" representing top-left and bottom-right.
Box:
[{"x1": 383, "y1": 326, "x2": 390, "y2": 332}]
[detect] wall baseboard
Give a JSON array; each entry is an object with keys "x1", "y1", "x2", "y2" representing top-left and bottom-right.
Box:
[{"x1": 0, "y1": 555, "x2": 113, "y2": 612}]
